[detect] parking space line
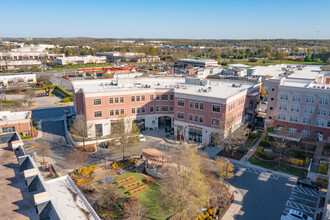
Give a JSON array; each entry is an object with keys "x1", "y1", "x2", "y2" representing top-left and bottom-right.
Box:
[
  {"x1": 292, "y1": 186, "x2": 318, "y2": 197},
  {"x1": 234, "y1": 164, "x2": 279, "y2": 180},
  {"x1": 289, "y1": 195, "x2": 318, "y2": 204},
  {"x1": 285, "y1": 201, "x2": 315, "y2": 214},
  {"x1": 301, "y1": 187, "x2": 319, "y2": 197}
]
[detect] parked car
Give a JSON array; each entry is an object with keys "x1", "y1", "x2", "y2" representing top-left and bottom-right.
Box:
[
  {"x1": 281, "y1": 209, "x2": 313, "y2": 220},
  {"x1": 297, "y1": 178, "x2": 319, "y2": 190},
  {"x1": 139, "y1": 134, "x2": 146, "y2": 142}
]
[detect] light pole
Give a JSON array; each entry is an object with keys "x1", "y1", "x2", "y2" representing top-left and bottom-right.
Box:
[{"x1": 226, "y1": 159, "x2": 229, "y2": 182}]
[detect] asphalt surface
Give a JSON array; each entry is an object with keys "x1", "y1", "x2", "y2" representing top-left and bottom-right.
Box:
[{"x1": 229, "y1": 162, "x2": 295, "y2": 220}]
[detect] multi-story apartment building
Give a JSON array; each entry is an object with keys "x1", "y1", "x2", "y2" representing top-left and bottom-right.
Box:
[
  {"x1": 266, "y1": 77, "x2": 330, "y2": 142},
  {"x1": 56, "y1": 55, "x2": 107, "y2": 65},
  {"x1": 72, "y1": 77, "x2": 260, "y2": 145}
]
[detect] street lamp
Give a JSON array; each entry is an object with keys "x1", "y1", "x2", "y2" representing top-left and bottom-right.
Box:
[{"x1": 225, "y1": 159, "x2": 229, "y2": 182}]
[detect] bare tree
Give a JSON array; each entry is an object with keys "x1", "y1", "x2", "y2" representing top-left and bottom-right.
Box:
[
  {"x1": 36, "y1": 140, "x2": 51, "y2": 164},
  {"x1": 215, "y1": 119, "x2": 248, "y2": 157},
  {"x1": 24, "y1": 90, "x2": 35, "y2": 106},
  {"x1": 65, "y1": 150, "x2": 89, "y2": 171},
  {"x1": 39, "y1": 75, "x2": 51, "y2": 85},
  {"x1": 270, "y1": 130, "x2": 289, "y2": 168},
  {"x1": 101, "y1": 72, "x2": 114, "y2": 79},
  {"x1": 70, "y1": 115, "x2": 90, "y2": 150},
  {"x1": 123, "y1": 202, "x2": 146, "y2": 220},
  {"x1": 109, "y1": 116, "x2": 141, "y2": 160}
]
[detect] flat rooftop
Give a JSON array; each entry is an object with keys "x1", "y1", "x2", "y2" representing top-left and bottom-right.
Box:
[
  {"x1": 46, "y1": 176, "x2": 98, "y2": 220},
  {"x1": 0, "y1": 138, "x2": 38, "y2": 219},
  {"x1": 0, "y1": 111, "x2": 30, "y2": 121},
  {"x1": 72, "y1": 77, "x2": 258, "y2": 99},
  {"x1": 178, "y1": 59, "x2": 218, "y2": 63},
  {"x1": 250, "y1": 64, "x2": 322, "y2": 80}
]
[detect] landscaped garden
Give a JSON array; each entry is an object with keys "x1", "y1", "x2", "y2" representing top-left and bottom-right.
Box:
[{"x1": 248, "y1": 127, "x2": 317, "y2": 177}]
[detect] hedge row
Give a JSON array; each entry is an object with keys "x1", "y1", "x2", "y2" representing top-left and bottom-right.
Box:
[
  {"x1": 318, "y1": 162, "x2": 328, "y2": 175},
  {"x1": 256, "y1": 147, "x2": 276, "y2": 160}
]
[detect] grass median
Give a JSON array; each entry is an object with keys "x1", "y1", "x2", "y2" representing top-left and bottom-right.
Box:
[{"x1": 248, "y1": 155, "x2": 307, "y2": 177}]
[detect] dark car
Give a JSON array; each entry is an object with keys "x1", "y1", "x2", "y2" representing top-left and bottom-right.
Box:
[{"x1": 297, "y1": 178, "x2": 319, "y2": 190}]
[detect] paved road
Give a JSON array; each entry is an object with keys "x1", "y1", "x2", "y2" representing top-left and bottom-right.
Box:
[
  {"x1": 229, "y1": 162, "x2": 295, "y2": 220},
  {"x1": 32, "y1": 106, "x2": 73, "y2": 119}
]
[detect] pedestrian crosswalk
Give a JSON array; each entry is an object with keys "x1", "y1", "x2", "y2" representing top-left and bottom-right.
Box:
[{"x1": 234, "y1": 163, "x2": 280, "y2": 180}]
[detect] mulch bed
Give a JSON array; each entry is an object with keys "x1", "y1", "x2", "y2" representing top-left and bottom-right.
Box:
[
  {"x1": 218, "y1": 150, "x2": 245, "y2": 160},
  {"x1": 73, "y1": 144, "x2": 96, "y2": 152}
]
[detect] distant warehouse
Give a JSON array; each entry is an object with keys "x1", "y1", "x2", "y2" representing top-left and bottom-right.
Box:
[
  {"x1": 178, "y1": 59, "x2": 219, "y2": 68},
  {"x1": 56, "y1": 55, "x2": 107, "y2": 65},
  {"x1": 96, "y1": 52, "x2": 161, "y2": 63}
]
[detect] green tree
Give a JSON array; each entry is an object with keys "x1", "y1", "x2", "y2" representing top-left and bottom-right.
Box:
[{"x1": 260, "y1": 86, "x2": 267, "y2": 98}]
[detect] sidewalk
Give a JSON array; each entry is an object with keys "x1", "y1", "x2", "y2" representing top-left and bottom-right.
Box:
[
  {"x1": 222, "y1": 184, "x2": 244, "y2": 220},
  {"x1": 240, "y1": 131, "x2": 265, "y2": 162}
]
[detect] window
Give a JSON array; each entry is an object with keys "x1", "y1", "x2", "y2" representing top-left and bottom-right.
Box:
[
  {"x1": 199, "y1": 103, "x2": 204, "y2": 110},
  {"x1": 317, "y1": 108, "x2": 327, "y2": 116},
  {"x1": 109, "y1": 98, "x2": 113, "y2": 104},
  {"x1": 301, "y1": 130, "x2": 309, "y2": 137},
  {"x1": 120, "y1": 97, "x2": 124, "y2": 103},
  {"x1": 194, "y1": 102, "x2": 199, "y2": 109},
  {"x1": 278, "y1": 114, "x2": 286, "y2": 121},
  {"x1": 150, "y1": 94, "x2": 154, "y2": 101},
  {"x1": 169, "y1": 105, "x2": 174, "y2": 111},
  {"x1": 227, "y1": 116, "x2": 235, "y2": 125},
  {"x1": 2, "y1": 126, "x2": 15, "y2": 133},
  {"x1": 136, "y1": 96, "x2": 140, "y2": 102},
  {"x1": 194, "y1": 115, "x2": 198, "y2": 122},
  {"x1": 141, "y1": 95, "x2": 145, "y2": 101},
  {"x1": 149, "y1": 106, "x2": 154, "y2": 113},
  {"x1": 211, "y1": 118, "x2": 220, "y2": 127},
  {"x1": 170, "y1": 94, "x2": 174, "y2": 100},
  {"x1": 289, "y1": 115, "x2": 298, "y2": 123},
  {"x1": 156, "y1": 105, "x2": 160, "y2": 112},
  {"x1": 177, "y1": 99, "x2": 184, "y2": 107},
  {"x1": 156, "y1": 94, "x2": 160, "y2": 101},
  {"x1": 161, "y1": 94, "x2": 168, "y2": 100},
  {"x1": 115, "y1": 97, "x2": 119, "y2": 103},
  {"x1": 189, "y1": 114, "x2": 193, "y2": 121},
  {"x1": 141, "y1": 107, "x2": 145, "y2": 113},
  {"x1": 110, "y1": 110, "x2": 114, "y2": 116},
  {"x1": 120, "y1": 109, "x2": 124, "y2": 115},
  {"x1": 319, "y1": 97, "x2": 329, "y2": 105},
  {"x1": 291, "y1": 105, "x2": 300, "y2": 112},
  {"x1": 292, "y1": 94, "x2": 301, "y2": 102},
  {"x1": 199, "y1": 116, "x2": 204, "y2": 124},
  {"x1": 304, "y1": 106, "x2": 314, "y2": 114},
  {"x1": 212, "y1": 104, "x2": 221, "y2": 113},
  {"x1": 280, "y1": 93, "x2": 288, "y2": 100},
  {"x1": 132, "y1": 108, "x2": 135, "y2": 114},
  {"x1": 177, "y1": 112, "x2": 184, "y2": 120},
  {"x1": 239, "y1": 98, "x2": 245, "y2": 106},
  {"x1": 328, "y1": 120, "x2": 330, "y2": 127},
  {"x1": 94, "y1": 111, "x2": 102, "y2": 118},
  {"x1": 238, "y1": 110, "x2": 243, "y2": 118},
  {"x1": 228, "y1": 103, "x2": 235, "y2": 111},
  {"x1": 302, "y1": 117, "x2": 311, "y2": 124},
  {"x1": 137, "y1": 108, "x2": 141, "y2": 114},
  {"x1": 288, "y1": 128, "x2": 297, "y2": 133},
  {"x1": 131, "y1": 96, "x2": 135, "y2": 102},
  {"x1": 316, "y1": 118, "x2": 326, "y2": 127},
  {"x1": 279, "y1": 103, "x2": 287, "y2": 110},
  {"x1": 115, "y1": 110, "x2": 119, "y2": 115},
  {"x1": 161, "y1": 105, "x2": 168, "y2": 112},
  {"x1": 189, "y1": 101, "x2": 194, "y2": 109},
  {"x1": 306, "y1": 96, "x2": 314, "y2": 103},
  {"x1": 94, "y1": 98, "x2": 101, "y2": 105}
]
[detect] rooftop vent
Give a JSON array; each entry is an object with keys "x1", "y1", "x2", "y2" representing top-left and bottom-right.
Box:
[{"x1": 232, "y1": 84, "x2": 242, "y2": 88}]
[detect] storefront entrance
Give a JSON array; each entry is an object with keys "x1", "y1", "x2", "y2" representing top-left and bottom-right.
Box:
[
  {"x1": 188, "y1": 127, "x2": 202, "y2": 143},
  {"x1": 158, "y1": 116, "x2": 171, "y2": 128}
]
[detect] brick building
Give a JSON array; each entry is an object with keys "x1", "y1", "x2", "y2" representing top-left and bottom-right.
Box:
[
  {"x1": 72, "y1": 77, "x2": 260, "y2": 145},
  {"x1": 0, "y1": 111, "x2": 32, "y2": 134}
]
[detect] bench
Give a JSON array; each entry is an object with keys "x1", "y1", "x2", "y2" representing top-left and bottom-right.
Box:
[
  {"x1": 116, "y1": 176, "x2": 135, "y2": 185},
  {"x1": 122, "y1": 180, "x2": 142, "y2": 189},
  {"x1": 128, "y1": 184, "x2": 149, "y2": 195}
]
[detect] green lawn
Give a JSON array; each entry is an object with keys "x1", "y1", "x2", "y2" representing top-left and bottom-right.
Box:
[
  {"x1": 111, "y1": 172, "x2": 171, "y2": 220},
  {"x1": 42, "y1": 63, "x2": 114, "y2": 72},
  {"x1": 248, "y1": 155, "x2": 307, "y2": 177}
]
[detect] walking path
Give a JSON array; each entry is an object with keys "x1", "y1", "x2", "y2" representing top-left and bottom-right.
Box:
[
  {"x1": 222, "y1": 184, "x2": 244, "y2": 220},
  {"x1": 240, "y1": 131, "x2": 265, "y2": 162}
]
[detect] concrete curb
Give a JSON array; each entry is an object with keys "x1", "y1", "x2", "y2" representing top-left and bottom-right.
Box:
[{"x1": 222, "y1": 184, "x2": 244, "y2": 220}]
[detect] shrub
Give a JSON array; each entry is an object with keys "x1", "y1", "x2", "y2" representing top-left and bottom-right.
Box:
[
  {"x1": 284, "y1": 158, "x2": 304, "y2": 167},
  {"x1": 249, "y1": 131, "x2": 259, "y2": 140},
  {"x1": 318, "y1": 162, "x2": 328, "y2": 175},
  {"x1": 289, "y1": 148, "x2": 305, "y2": 159},
  {"x1": 248, "y1": 58, "x2": 257, "y2": 62},
  {"x1": 305, "y1": 157, "x2": 310, "y2": 166},
  {"x1": 62, "y1": 97, "x2": 72, "y2": 102},
  {"x1": 256, "y1": 147, "x2": 276, "y2": 160},
  {"x1": 316, "y1": 176, "x2": 328, "y2": 189},
  {"x1": 259, "y1": 139, "x2": 271, "y2": 148}
]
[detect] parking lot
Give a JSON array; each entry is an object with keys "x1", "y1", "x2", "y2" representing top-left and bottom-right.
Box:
[{"x1": 282, "y1": 183, "x2": 320, "y2": 218}]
